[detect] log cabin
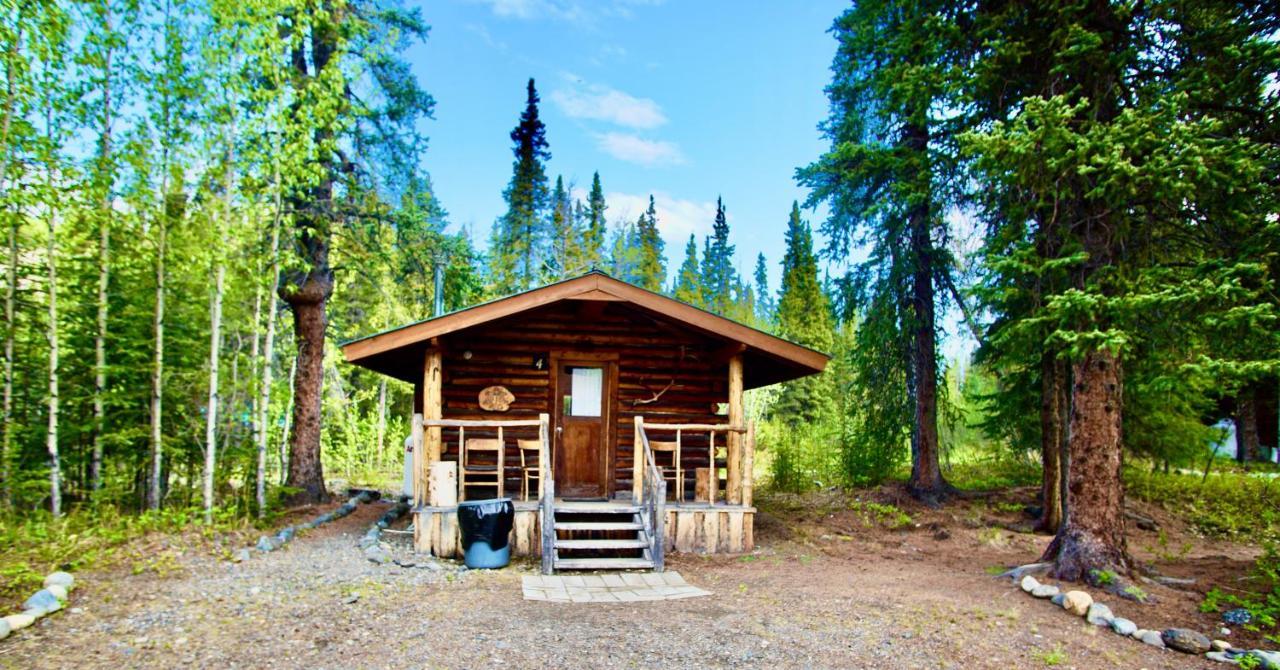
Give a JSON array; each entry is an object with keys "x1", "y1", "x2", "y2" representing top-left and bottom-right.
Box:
[{"x1": 340, "y1": 271, "x2": 828, "y2": 573}]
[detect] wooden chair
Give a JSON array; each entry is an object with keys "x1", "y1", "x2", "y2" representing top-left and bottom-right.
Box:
[
  {"x1": 650, "y1": 433, "x2": 684, "y2": 502},
  {"x1": 517, "y1": 438, "x2": 543, "y2": 501},
  {"x1": 459, "y1": 427, "x2": 505, "y2": 501}
]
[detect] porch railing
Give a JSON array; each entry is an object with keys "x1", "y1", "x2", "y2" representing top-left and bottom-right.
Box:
[
  {"x1": 419, "y1": 414, "x2": 553, "y2": 574},
  {"x1": 633, "y1": 417, "x2": 667, "y2": 572},
  {"x1": 632, "y1": 419, "x2": 751, "y2": 506}
]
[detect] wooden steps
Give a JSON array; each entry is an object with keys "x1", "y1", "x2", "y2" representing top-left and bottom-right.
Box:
[
  {"x1": 550, "y1": 502, "x2": 654, "y2": 572},
  {"x1": 554, "y1": 521, "x2": 644, "y2": 532},
  {"x1": 554, "y1": 538, "x2": 649, "y2": 550},
  {"x1": 553, "y1": 557, "x2": 655, "y2": 570}
]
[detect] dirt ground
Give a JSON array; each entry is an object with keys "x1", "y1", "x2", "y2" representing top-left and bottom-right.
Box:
[{"x1": 0, "y1": 487, "x2": 1268, "y2": 669}]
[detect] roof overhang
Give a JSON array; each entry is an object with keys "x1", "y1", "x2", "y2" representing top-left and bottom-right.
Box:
[{"x1": 341, "y1": 272, "x2": 829, "y2": 389}]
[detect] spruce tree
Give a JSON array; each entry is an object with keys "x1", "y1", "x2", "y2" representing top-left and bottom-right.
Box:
[
  {"x1": 774, "y1": 202, "x2": 834, "y2": 424},
  {"x1": 490, "y1": 78, "x2": 550, "y2": 291},
  {"x1": 798, "y1": 0, "x2": 962, "y2": 505},
  {"x1": 753, "y1": 253, "x2": 774, "y2": 325},
  {"x1": 699, "y1": 196, "x2": 735, "y2": 314},
  {"x1": 633, "y1": 195, "x2": 665, "y2": 291},
  {"x1": 547, "y1": 175, "x2": 577, "y2": 278},
  {"x1": 583, "y1": 171, "x2": 607, "y2": 269},
  {"x1": 673, "y1": 234, "x2": 703, "y2": 305}
]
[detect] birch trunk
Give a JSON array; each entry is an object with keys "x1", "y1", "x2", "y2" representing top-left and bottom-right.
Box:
[
  {"x1": 202, "y1": 257, "x2": 224, "y2": 523},
  {"x1": 255, "y1": 170, "x2": 282, "y2": 516},
  {"x1": 375, "y1": 378, "x2": 387, "y2": 471},
  {"x1": 90, "y1": 7, "x2": 115, "y2": 495},
  {"x1": 2, "y1": 213, "x2": 15, "y2": 507},
  {"x1": 279, "y1": 356, "x2": 296, "y2": 485},
  {"x1": 46, "y1": 207, "x2": 62, "y2": 517},
  {"x1": 149, "y1": 216, "x2": 166, "y2": 510}
]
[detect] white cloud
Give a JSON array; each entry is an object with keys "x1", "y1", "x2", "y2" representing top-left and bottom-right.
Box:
[
  {"x1": 550, "y1": 81, "x2": 667, "y2": 129},
  {"x1": 595, "y1": 132, "x2": 685, "y2": 167},
  {"x1": 606, "y1": 191, "x2": 722, "y2": 249}
]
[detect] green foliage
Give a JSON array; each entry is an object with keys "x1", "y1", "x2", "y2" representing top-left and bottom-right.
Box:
[
  {"x1": 1125, "y1": 468, "x2": 1280, "y2": 540},
  {"x1": 1200, "y1": 541, "x2": 1280, "y2": 645},
  {"x1": 850, "y1": 501, "x2": 912, "y2": 529},
  {"x1": 773, "y1": 202, "x2": 835, "y2": 426},
  {"x1": 490, "y1": 78, "x2": 551, "y2": 291},
  {"x1": 699, "y1": 197, "x2": 735, "y2": 314},
  {"x1": 672, "y1": 234, "x2": 703, "y2": 306}
]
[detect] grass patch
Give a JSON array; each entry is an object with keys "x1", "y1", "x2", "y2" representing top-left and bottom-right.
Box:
[
  {"x1": 1124, "y1": 467, "x2": 1279, "y2": 540},
  {"x1": 0, "y1": 505, "x2": 256, "y2": 609},
  {"x1": 1034, "y1": 643, "x2": 1067, "y2": 666}
]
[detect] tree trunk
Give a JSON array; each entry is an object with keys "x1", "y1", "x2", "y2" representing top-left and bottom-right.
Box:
[
  {"x1": 148, "y1": 216, "x2": 166, "y2": 510},
  {"x1": 284, "y1": 276, "x2": 330, "y2": 504},
  {"x1": 280, "y1": 356, "x2": 296, "y2": 485},
  {"x1": 1036, "y1": 353, "x2": 1066, "y2": 532},
  {"x1": 903, "y1": 121, "x2": 950, "y2": 506},
  {"x1": 1043, "y1": 349, "x2": 1128, "y2": 581},
  {"x1": 46, "y1": 208, "x2": 62, "y2": 517},
  {"x1": 90, "y1": 9, "x2": 115, "y2": 496},
  {"x1": 202, "y1": 253, "x2": 225, "y2": 523},
  {"x1": 1236, "y1": 386, "x2": 1260, "y2": 463},
  {"x1": 2, "y1": 211, "x2": 15, "y2": 507},
  {"x1": 254, "y1": 165, "x2": 283, "y2": 516}
]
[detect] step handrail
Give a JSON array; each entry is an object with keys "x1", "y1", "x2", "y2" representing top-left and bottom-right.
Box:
[
  {"x1": 634, "y1": 416, "x2": 666, "y2": 572},
  {"x1": 537, "y1": 413, "x2": 554, "y2": 575}
]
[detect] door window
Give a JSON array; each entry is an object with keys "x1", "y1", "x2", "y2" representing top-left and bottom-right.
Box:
[{"x1": 567, "y1": 367, "x2": 603, "y2": 417}]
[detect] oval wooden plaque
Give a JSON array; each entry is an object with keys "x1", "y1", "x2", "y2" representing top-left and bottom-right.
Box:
[{"x1": 478, "y1": 385, "x2": 515, "y2": 412}]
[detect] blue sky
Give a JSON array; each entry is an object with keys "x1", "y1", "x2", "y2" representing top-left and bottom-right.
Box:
[{"x1": 407, "y1": 0, "x2": 847, "y2": 289}]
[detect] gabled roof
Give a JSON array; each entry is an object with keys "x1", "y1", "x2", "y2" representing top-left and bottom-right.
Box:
[{"x1": 341, "y1": 271, "x2": 829, "y2": 389}]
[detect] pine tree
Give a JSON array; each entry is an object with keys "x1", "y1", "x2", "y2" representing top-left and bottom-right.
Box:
[
  {"x1": 547, "y1": 175, "x2": 577, "y2": 278},
  {"x1": 798, "y1": 0, "x2": 962, "y2": 505},
  {"x1": 582, "y1": 171, "x2": 607, "y2": 269},
  {"x1": 490, "y1": 78, "x2": 550, "y2": 291},
  {"x1": 633, "y1": 195, "x2": 665, "y2": 291},
  {"x1": 673, "y1": 234, "x2": 703, "y2": 305},
  {"x1": 774, "y1": 202, "x2": 834, "y2": 424},
  {"x1": 753, "y1": 253, "x2": 773, "y2": 325},
  {"x1": 699, "y1": 197, "x2": 735, "y2": 314}
]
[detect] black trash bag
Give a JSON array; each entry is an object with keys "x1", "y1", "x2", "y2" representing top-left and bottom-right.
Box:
[{"x1": 457, "y1": 498, "x2": 515, "y2": 551}]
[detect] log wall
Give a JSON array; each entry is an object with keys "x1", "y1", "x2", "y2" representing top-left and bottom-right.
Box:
[{"x1": 436, "y1": 300, "x2": 726, "y2": 499}]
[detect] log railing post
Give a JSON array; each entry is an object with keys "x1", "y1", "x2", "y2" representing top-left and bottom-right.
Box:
[
  {"x1": 727, "y1": 354, "x2": 743, "y2": 505},
  {"x1": 423, "y1": 348, "x2": 443, "y2": 502},
  {"x1": 632, "y1": 416, "x2": 645, "y2": 502}
]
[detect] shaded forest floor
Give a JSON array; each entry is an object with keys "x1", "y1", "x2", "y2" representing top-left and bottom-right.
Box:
[{"x1": 0, "y1": 486, "x2": 1269, "y2": 669}]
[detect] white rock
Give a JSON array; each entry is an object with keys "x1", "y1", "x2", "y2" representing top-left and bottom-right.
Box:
[
  {"x1": 1020, "y1": 575, "x2": 1040, "y2": 593},
  {"x1": 1211, "y1": 639, "x2": 1232, "y2": 652},
  {"x1": 1137, "y1": 629, "x2": 1165, "y2": 648},
  {"x1": 1063, "y1": 590, "x2": 1093, "y2": 616},
  {"x1": 3, "y1": 613, "x2": 35, "y2": 631},
  {"x1": 46, "y1": 584, "x2": 68, "y2": 601},
  {"x1": 43, "y1": 572, "x2": 74, "y2": 590},
  {"x1": 0, "y1": 618, "x2": 9, "y2": 639}
]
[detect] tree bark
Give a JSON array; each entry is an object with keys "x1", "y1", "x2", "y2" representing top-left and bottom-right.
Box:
[
  {"x1": 148, "y1": 211, "x2": 166, "y2": 510},
  {"x1": 202, "y1": 246, "x2": 225, "y2": 523},
  {"x1": 1236, "y1": 386, "x2": 1260, "y2": 463},
  {"x1": 2, "y1": 210, "x2": 16, "y2": 507},
  {"x1": 1043, "y1": 350, "x2": 1128, "y2": 581},
  {"x1": 46, "y1": 206, "x2": 61, "y2": 517},
  {"x1": 90, "y1": 7, "x2": 115, "y2": 495},
  {"x1": 1036, "y1": 353, "x2": 1066, "y2": 533},
  {"x1": 903, "y1": 121, "x2": 950, "y2": 506},
  {"x1": 375, "y1": 378, "x2": 387, "y2": 471}
]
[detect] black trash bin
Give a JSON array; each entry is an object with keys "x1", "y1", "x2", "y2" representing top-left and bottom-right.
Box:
[{"x1": 456, "y1": 497, "x2": 515, "y2": 568}]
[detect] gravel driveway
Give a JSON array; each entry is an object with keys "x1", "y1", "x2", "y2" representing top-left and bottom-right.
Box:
[{"x1": 0, "y1": 500, "x2": 1208, "y2": 669}]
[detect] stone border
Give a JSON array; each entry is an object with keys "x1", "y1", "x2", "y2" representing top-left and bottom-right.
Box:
[
  {"x1": 231, "y1": 491, "x2": 377, "y2": 563},
  {"x1": 1, "y1": 571, "x2": 75, "y2": 640},
  {"x1": 1015, "y1": 574, "x2": 1279, "y2": 668}
]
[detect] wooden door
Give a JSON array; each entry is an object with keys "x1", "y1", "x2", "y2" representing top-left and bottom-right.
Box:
[{"x1": 554, "y1": 359, "x2": 612, "y2": 498}]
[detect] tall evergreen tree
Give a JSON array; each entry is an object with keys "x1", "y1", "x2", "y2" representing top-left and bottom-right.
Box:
[
  {"x1": 798, "y1": 0, "x2": 962, "y2": 505},
  {"x1": 547, "y1": 175, "x2": 578, "y2": 278},
  {"x1": 582, "y1": 171, "x2": 607, "y2": 269},
  {"x1": 673, "y1": 234, "x2": 703, "y2": 305},
  {"x1": 490, "y1": 78, "x2": 550, "y2": 291},
  {"x1": 774, "y1": 202, "x2": 834, "y2": 424},
  {"x1": 753, "y1": 252, "x2": 774, "y2": 325},
  {"x1": 699, "y1": 196, "x2": 735, "y2": 314},
  {"x1": 633, "y1": 195, "x2": 665, "y2": 291}
]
